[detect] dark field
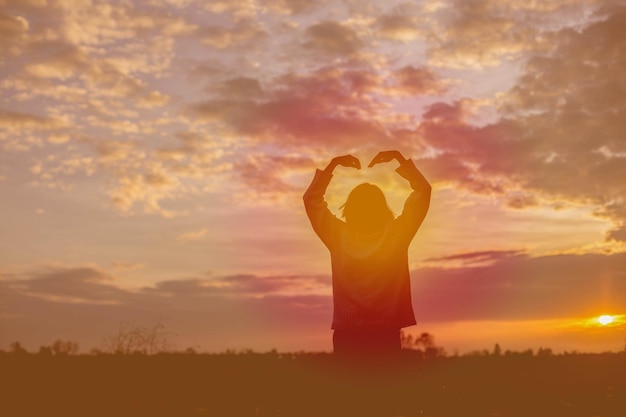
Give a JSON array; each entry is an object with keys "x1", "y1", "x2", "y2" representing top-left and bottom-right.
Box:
[{"x1": 2, "y1": 351, "x2": 625, "y2": 417}]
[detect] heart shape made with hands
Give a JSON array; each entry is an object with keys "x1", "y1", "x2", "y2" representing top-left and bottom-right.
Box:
[{"x1": 333, "y1": 151, "x2": 405, "y2": 171}]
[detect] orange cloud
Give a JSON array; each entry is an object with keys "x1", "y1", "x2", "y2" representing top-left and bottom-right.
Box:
[
  {"x1": 176, "y1": 228, "x2": 208, "y2": 244},
  {"x1": 422, "y1": 0, "x2": 553, "y2": 68},
  {"x1": 0, "y1": 11, "x2": 29, "y2": 48},
  {"x1": 230, "y1": 153, "x2": 316, "y2": 202},
  {"x1": 376, "y1": 14, "x2": 423, "y2": 41},
  {"x1": 201, "y1": 20, "x2": 266, "y2": 49}
]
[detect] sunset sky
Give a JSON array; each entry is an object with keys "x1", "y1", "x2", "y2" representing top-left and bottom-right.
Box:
[{"x1": 1, "y1": 0, "x2": 626, "y2": 354}]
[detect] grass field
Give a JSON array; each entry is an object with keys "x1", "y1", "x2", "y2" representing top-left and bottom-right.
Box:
[{"x1": 2, "y1": 351, "x2": 624, "y2": 417}]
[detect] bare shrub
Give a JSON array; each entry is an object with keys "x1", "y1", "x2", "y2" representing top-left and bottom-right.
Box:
[{"x1": 102, "y1": 321, "x2": 174, "y2": 355}]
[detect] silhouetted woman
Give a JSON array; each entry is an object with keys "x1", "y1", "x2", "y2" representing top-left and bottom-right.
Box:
[{"x1": 303, "y1": 150, "x2": 431, "y2": 359}]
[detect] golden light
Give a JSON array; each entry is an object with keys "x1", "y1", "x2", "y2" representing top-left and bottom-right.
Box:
[{"x1": 574, "y1": 314, "x2": 626, "y2": 328}]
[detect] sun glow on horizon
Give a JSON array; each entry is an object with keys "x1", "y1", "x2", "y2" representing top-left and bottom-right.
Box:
[
  {"x1": 586, "y1": 314, "x2": 626, "y2": 328},
  {"x1": 597, "y1": 315, "x2": 615, "y2": 326},
  {"x1": 571, "y1": 314, "x2": 626, "y2": 329}
]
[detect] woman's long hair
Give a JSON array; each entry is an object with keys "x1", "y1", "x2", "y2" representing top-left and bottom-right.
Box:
[{"x1": 341, "y1": 183, "x2": 394, "y2": 234}]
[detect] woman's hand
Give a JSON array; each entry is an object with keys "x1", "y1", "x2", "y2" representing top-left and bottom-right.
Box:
[
  {"x1": 324, "y1": 155, "x2": 361, "y2": 173},
  {"x1": 368, "y1": 150, "x2": 406, "y2": 167}
]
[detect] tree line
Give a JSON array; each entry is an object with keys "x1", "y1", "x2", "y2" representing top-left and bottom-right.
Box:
[{"x1": 4, "y1": 325, "x2": 623, "y2": 357}]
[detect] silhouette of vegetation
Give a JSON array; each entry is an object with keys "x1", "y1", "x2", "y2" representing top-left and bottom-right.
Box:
[
  {"x1": 9, "y1": 341, "x2": 27, "y2": 355},
  {"x1": 37, "y1": 340, "x2": 79, "y2": 356},
  {"x1": 2, "y1": 336, "x2": 625, "y2": 417},
  {"x1": 101, "y1": 321, "x2": 174, "y2": 355},
  {"x1": 400, "y1": 330, "x2": 447, "y2": 358}
]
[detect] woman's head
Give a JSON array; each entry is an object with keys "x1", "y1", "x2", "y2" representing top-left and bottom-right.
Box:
[{"x1": 341, "y1": 183, "x2": 394, "y2": 233}]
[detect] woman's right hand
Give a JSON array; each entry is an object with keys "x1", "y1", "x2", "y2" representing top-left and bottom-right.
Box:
[{"x1": 325, "y1": 155, "x2": 361, "y2": 172}]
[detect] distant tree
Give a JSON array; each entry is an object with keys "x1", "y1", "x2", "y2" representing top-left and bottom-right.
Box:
[
  {"x1": 36, "y1": 340, "x2": 79, "y2": 356},
  {"x1": 416, "y1": 333, "x2": 446, "y2": 358},
  {"x1": 416, "y1": 332, "x2": 435, "y2": 350},
  {"x1": 38, "y1": 345, "x2": 53, "y2": 356},
  {"x1": 102, "y1": 321, "x2": 174, "y2": 355},
  {"x1": 493, "y1": 343, "x2": 502, "y2": 356},
  {"x1": 10, "y1": 341, "x2": 28, "y2": 354},
  {"x1": 400, "y1": 330, "x2": 414, "y2": 350},
  {"x1": 428, "y1": 346, "x2": 447, "y2": 358},
  {"x1": 464, "y1": 350, "x2": 486, "y2": 357},
  {"x1": 537, "y1": 347, "x2": 553, "y2": 356},
  {"x1": 52, "y1": 340, "x2": 79, "y2": 355},
  {"x1": 399, "y1": 331, "x2": 446, "y2": 357}
]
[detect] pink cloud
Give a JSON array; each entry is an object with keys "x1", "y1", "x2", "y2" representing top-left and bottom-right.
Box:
[
  {"x1": 190, "y1": 63, "x2": 445, "y2": 152},
  {"x1": 425, "y1": 250, "x2": 527, "y2": 265}
]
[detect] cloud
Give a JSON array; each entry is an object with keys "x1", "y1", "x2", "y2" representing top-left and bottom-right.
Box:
[
  {"x1": 92, "y1": 139, "x2": 138, "y2": 164},
  {"x1": 149, "y1": 273, "x2": 329, "y2": 298},
  {"x1": 1, "y1": 2, "x2": 184, "y2": 109},
  {"x1": 425, "y1": 249, "x2": 527, "y2": 266},
  {"x1": 391, "y1": 66, "x2": 446, "y2": 96},
  {"x1": 186, "y1": 59, "x2": 447, "y2": 200},
  {"x1": 497, "y1": 7, "x2": 626, "y2": 235},
  {"x1": 0, "y1": 1, "x2": 203, "y2": 215},
  {"x1": 412, "y1": 251, "x2": 626, "y2": 322},
  {"x1": 108, "y1": 167, "x2": 183, "y2": 218},
  {"x1": 23, "y1": 43, "x2": 86, "y2": 80},
  {"x1": 92, "y1": 130, "x2": 232, "y2": 216},
  {"x1": 407, "y1": 6, "x2": 626, "y2": 240},
  {"x1": 110, "y1": 262, "x2": 144, "y2": 271},
  {"x1": 265, "y1": 0, "x2": 327, "y2": 15},
  {"x1": 1, "y1": 0, "x2": 623, "y2": 227},
  {"x1": 201, "y1": 19, "x2": 266, "y2": 49},
  {"x1": 189, "y1": 87, "x2": 386, "y2": 151},
  {"x1": 421, "y1": 0, "x2": 558, "y2": 69},
  {"x1": 5, "y1": 266, "x2": 124, "y2": 305},
  {"x1": 416, "y1": 100, "x2": 523, "y2": 196},
  {"x1": 0, "y1": 108, "x2": 69, "y2": 152},
  {"x1": 376, "y1": 13, "x2": 423, "y2": 41},
  {"x1": 0, "y1": 0, "x2": 440, "y2": 215},
  {"x1": 303, "y1": 21, "x2": 363, "y2": 55},
  {"x1": 0, "y1": 108, "x2": 62, "y2": 130},
  {"x1": 233, "y1": 153, "x2": 316, "y2": 200},
  {"x1": 58, "y1": 1, "x2": 196, "y2": 45},
  {"x1": 190, "y1": 63, "x2": 445, "y2": 150},
  {"x1": 0, "y1": 11, "x2": 29, "y2": 42},
  {"x1": 215, "y1": 76, "x2": 264, "y2": 99},
  {"x1": 1, "y1": 265, "x2": 332, "y2": 351},
  {"x1": 3, "y1": 252, "x2": 626, "y2": 351},
  {"x1": 176, "y1": 228, "x2": 208, "y2": 244}
]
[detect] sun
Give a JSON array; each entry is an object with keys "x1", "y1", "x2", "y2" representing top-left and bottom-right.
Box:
[{"x1": 597, "y1": 315, "x2": 614, "y2": 326}]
